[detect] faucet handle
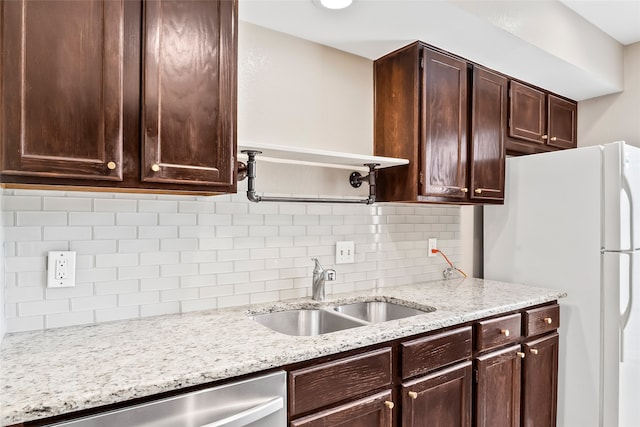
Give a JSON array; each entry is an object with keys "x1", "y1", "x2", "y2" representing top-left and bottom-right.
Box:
[
  {"x1": 311, "y1": 258, "x2": 322, "y2": 272},
  {"x1": 325, "y1": 269, "x2": 336, "y2": 281}
]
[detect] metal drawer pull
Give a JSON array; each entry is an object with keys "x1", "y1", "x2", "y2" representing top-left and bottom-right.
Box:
[
  {"x1": 107, "y1": 161, "x2": 117, "y2": 170},
  {"x1": 461, "y1": 187, "x2": 469, "y2": 193},
  {"x1": 151, "y1": 164, "x2": 160, "y2": 172},
  {"x1": 543, "y1": 317, "x2": 553, "y2": 324},
  {"x1": 517, "y1": 351, "x2": 526, "y2": 358},
  {"x1": 408, "y1": 391, "x2": 418, "y2": 399},
  {"x1": 501, "y1": 329, "x2": 510, "y2": 337},
  {"x1": 530, "y1": 348, "x2": 539, "y2": 355},
  {"x1": 384, "y1": 401, "x2": 395, "y2": 409},
  {"x1": 542, "y1": 134, "x2": 549, "y2": 140},
  {"x1": 474, "y1": 188, "x2": 501, "y2": 194},
  {"x1": 202, "y1": 397, "x2": 283, "y2": 427},
  {"x1": 550, "y1": 137, "x2": 558, "y2": 141}
]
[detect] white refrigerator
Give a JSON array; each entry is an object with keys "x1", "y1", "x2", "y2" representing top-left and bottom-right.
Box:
[{"x1": 484, "y1": 141, "x2": 640, "y2": 427}]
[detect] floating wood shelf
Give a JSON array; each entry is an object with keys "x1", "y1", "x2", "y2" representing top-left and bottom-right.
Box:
[
  {"x1": 236, "y1": 141, "x2": 409, "y2": 204},
  {"x1": 237, "y1": 141, "x2": 409, "y2": 171}
]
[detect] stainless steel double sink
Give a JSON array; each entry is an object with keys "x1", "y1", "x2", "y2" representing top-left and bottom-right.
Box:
[{"x1": 250, "y1": 301, "x2": 436, "y2": 336}]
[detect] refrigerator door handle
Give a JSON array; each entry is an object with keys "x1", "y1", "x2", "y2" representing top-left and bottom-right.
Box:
[
  {"x1": 620, "y1": 252, "x2": 634, "y2": 362},
  {"x1": 622, "y1": 174, "x2": 636, "y2": 250}
]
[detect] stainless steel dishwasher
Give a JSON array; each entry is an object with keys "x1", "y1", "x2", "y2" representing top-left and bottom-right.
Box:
[{"x1": 46, "y1": 371, "x2": 286, "y2": 427}]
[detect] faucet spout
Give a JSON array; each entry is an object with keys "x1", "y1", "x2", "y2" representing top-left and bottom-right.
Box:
[{"x1": 311, "y1": 258, "x2": 335, "y2": 301}]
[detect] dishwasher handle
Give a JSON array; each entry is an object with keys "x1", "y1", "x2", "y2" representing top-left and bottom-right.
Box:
[{"x1": 201, "y1": 397, "x2": 284, "y2": 427}]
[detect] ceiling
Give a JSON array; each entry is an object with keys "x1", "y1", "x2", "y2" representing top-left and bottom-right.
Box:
[
  {"x1": 560, "y1": 0, "x2": 640, "y2": 45},
  {"x1": 239, "y1": 0, "x2": 640, "y2": 101}
]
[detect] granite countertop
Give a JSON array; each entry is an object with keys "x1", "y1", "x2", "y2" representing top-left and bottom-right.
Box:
[{"x1": 0, "y1": 278, "x2": 566, "y2": 426}]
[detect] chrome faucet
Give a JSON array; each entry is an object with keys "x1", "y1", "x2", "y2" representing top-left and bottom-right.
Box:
[{"x1": 311, "y1": 258, "x2": 336, "y2": 301}]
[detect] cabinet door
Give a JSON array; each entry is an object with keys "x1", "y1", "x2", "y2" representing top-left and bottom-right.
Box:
[
  {"x1": 522, "y1": 333, "x2": 559, "y2": 427},
  {"x1": 509, "y1": 81, "x2": 546, "y2": 145},
  {"x1": 1, "y1": 0, "x2": 124, "y2": 180},
  {"x1": 476, "y1": 345, "x2": 522, "y2": 427},
  {"x1": 142, "y1": 0, "x2": 236, "y2": 189},
  {"x1": 402, "y1": 361, "x2": 472, "y2": 427},
  {"x1": 547, "y1": 95, "x2": 577, "y2": 149},
  {"x1": 421, "y1": 48, "x2": 469, "y2": 201},
  {"x1": 290, "y1": 390, "x2": 393, "y2": 427},
  {"x1": 470, "y1": 67, "x2": 506, "y2": 202}
]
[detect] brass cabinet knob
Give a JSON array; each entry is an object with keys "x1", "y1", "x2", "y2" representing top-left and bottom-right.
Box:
[
  {"x1": 550, "y1": 136, "x2": 558, "y2": 141},
  {"x1": 543, "y1": 317, "x2": 553, "y2": 324},
  {"x1": 408, "y1": 391, "x2": 418, "y2": 399},
  {"x1": 530, "y1": 348, "x2": 539, "y2": 355},
  {"x1": 501, "y1": 329, "x2": 510, "y2": 337},
  {"x1": 151, "y1": 164, "x2": 160, "y2": 172},
  {"x1": 475, "y1": 189, "x2": 482, "y2": 194},
  {"x1": 107, "y1": 161, "x2": 117, "y2": 170},
  {"x1": 517, "y1": 351, "x2": 526, "y2": 358},
  {"x1": 542, "y1": 134, "x2": 549, "y2": 140},
  {"x1": 384, "y1": 401, "x2": 395, "y2": 409},
  {"x1": 461, "y1": 187, "x2": 469, "y2": 193}
]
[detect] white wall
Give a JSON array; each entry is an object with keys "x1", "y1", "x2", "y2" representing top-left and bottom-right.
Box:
[
  {"x1": 0, "y1": 23, "x2": 463, "y2": 334},
  {"x1": 578, "y1": 42, "x2": 640, "y2": 148}
]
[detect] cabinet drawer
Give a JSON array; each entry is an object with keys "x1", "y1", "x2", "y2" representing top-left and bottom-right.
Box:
[
  {"x1": 525, "y1": 304, "x2": 560, "y2": 337},
  {"x1": 291, "y1": 390, "x2": 393, "y2": 427},
  {"x1": 476, "y1": 313, "x2": 521, "y2": 351},
  {"x1": 288, "y1": 347, "x2": 392, "y2": 417},
  {"x1": 401, "y1": 326, "x2": 472, "y2": 379}
]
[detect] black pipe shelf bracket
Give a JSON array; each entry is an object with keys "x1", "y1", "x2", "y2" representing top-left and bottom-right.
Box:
[{"x1": 236, "y1": 142, "x2": 409, "y2": 205}]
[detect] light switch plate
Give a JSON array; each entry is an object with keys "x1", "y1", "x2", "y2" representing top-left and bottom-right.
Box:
[
  {"x1": 336, "y1": 241, "x2": 355, "y2": 264},
  {"x1": 47, "y1": 251, "x2": 76, "y2": 288}
]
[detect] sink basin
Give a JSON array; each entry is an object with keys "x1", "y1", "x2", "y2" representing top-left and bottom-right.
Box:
[
  {"x1": 333, "y1": 301, "x2": 434, "y2": 323},
  {"x1": 251, "y1": 309, "x2": 367, "y2": 336}
]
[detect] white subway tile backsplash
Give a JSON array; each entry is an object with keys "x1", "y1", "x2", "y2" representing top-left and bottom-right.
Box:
[
  {"x1": 139, "y1": 200, "x2": 178, "y2": 213},
  {"x1": 95, "y1": 306, "x2": 139, "y2": 323},
  {"x1": 44, "y1": 226, "x2": 92, "y2": 241},
  {"x1": 1, "y1": 192, "x2": 461, "y2": 333},
  {"x1": 17, "y1": 212, "x2": 67, "y2": 226},
  {"x1": 69, "y1": 212, "x2": 115, "y2": 226},
  {"x1": 44, "y1": 197, "x2": 92, "y2": 212},
  {"x1": 141, "y1": 302, "x2": 180, "y2": 317},
  {"x1": 3, "y1": 196, "x2": 42, "y2": 211},
  {"x1": 71, "y1": 295, "x2": 117, "y2": 311},
  {"x1": 116, "y1": 213, "x2": 157, "y2": 226},
  {"x1": 4, "y1": 227, "x2": 42, "y2": 242},
  {"x1": 181, "y1": 297, "x2": 217, "y2": 312},
  {"x1": 76, "y1": 267, "x2": 118, "y2": 284},
  {"x1": 96, "y1": 253, "x2": 140, "y2": 268},
  {"x1": 118, "y1": 291, "x2": 159, "y2": 307},
  {"x1": 19, "y1": 299, "x2": 69, "y2": 316}
]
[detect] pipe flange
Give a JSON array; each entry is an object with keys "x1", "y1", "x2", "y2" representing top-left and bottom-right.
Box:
[{"x1": 349, "y1": 171, "x2": 363, "y2": 188}]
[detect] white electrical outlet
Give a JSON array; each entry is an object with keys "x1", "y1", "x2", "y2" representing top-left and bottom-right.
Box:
[
  {"x1": 336, "y1": 241, "x2": 355, "y2": 264},
  {"x1": 428, "y1": 238, "x2": 437, "y2": 257},
  {"x1": 47, "y1": 251, "x2": 76, "y2": 288}
]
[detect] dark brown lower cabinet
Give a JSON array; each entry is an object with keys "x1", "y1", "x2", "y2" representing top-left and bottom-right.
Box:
[
  {"x1": 290, "y1": 390, "x2": 393, "y2": 427},
  {"x1": 521, "y1": 333, "x2": 559, "y2": 427},
  {"x1": 475, "y1": 345, "x2": 522, "y2": 427},
  {"x1": 401, "y1": 361, "x2": 472, "y2": 427},
  {"x1": 286, "y1": 303, "x2": 559, "y2": 427}
]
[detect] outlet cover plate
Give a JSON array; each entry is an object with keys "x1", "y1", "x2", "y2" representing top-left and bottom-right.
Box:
[
  {"x1": 47, "y1": 251, "x2": 76, "y2": 288},
  {"x1": 336, "y1": 241, "x2": 355, "y2": 264},
  {"x1": 428, "y1": 238, "x2": 437, "y2": 257}
]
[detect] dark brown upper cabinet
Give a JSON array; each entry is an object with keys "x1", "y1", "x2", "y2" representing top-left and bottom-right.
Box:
[
  {"x1": 507, "y1": 81, "x2": 577, "y2": 155},
  {"x1": 374, "y1": 43, "x2": 505, "y2": 204},
  {"x1": 1, "y1": 0, "x2": 237, "y2": 195},
  {"x1": 0, "y1": 0, "x2": 125, "y2": 182},
  {"x1": 470, "y1": 67, "x2": 507, "y2": 203}
]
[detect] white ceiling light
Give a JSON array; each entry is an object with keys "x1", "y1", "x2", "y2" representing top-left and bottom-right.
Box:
[{"x1": 319, "y1": 0, "x2": 353, "y2": 10}]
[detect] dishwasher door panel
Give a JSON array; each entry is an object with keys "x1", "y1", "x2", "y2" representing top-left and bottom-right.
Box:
[{"x1": 47, "y1": 371, "x2": 287, "y2": 427}]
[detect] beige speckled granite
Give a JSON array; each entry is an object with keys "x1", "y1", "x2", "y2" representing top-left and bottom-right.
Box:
[{"x1": 0, "y1": 278, "x2": 566, "y2": 426}]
